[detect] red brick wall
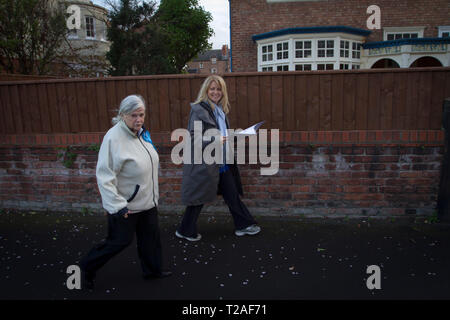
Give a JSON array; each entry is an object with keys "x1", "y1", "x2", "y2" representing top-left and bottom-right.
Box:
[
  {"x1": 230, "y1": 0, "x2": 450, "y2": 71},
  {"x1": 0, "y1": 130, "x2": 444, "y2": 217}
]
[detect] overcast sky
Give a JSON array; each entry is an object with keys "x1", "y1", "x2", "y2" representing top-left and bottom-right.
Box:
[{"x1": 92, "y1": 0, "x2": 230, "y2": 49}]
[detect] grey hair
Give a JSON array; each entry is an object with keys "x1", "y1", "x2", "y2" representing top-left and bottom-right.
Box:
[{"x1": 112, "y1": 94, "x2": 146, "y2": 125}]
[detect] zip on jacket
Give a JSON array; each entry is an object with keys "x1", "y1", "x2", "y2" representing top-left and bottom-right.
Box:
[{"x1": 138, "y1": 134, "x2": 157, "y2": 207}]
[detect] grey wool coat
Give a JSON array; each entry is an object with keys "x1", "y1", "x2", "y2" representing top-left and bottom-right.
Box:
[{"x1": 181, "y1": 101, "x2": 243, "y2": 206}]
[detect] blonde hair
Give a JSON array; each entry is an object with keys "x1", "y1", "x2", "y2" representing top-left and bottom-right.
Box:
[
  {"x1": 194, "y1": 75, "x2": 230, "y2": 114},
  {"x1": 112, "y1": 94, "x2": 146, "y2": 125}
]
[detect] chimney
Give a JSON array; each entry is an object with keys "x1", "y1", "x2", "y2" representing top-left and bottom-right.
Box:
[{"x1": 222, "y1": 45, "x2": 228, "y2": 58}]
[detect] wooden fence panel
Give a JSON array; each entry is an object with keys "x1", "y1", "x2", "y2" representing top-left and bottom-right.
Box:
[
  {"x1": 392, "y1": 72, "x2": 407, "y2": 130},
  {"x1": 29, "y1": 84, "x2": 43, "y2": 133},
  {"x1": 76, "y1": 82, "x2": 90, "y2": 132},
  {"x1": 36, "y1": 83, "x2": 51, "y2": 133},
  {"x1": 0, "y1": 86, "x2": 14, "y2": 134},
  {"x1": 406, "y1": 71, "x2": 420, "y2": 129},
  {"x1": 1, "y1": 68, "x2": 450, "y2": 134},
  {"x1": 158, "y1": 79, "x2": 170, "y2": 131},
  {"x1": 367, "y1": 73, "x2": 381, "y2": 130},
  {"x1": 86, "y1": 81, "x2": 99, "y2": 132},
  {"x1": 236, "y1": 76, "x2": 248, "y2": 129},
  {"x1": 380, "y1": 72, "x2": 394, "y2": 130},
  {"x1": 307, "y1": 74, "x2": 320, "y2": 131},
  {"x1": 179, "y1": 78, "x2": 191, "y2": 128},
  {"x1": 418, "y1": 72, "x2": 432, "y2": 130},
  {"x1": 46, "y1": 83, "x2": 60, "y2": 133},
  {"x1": 271, "y1": 75, "x2": 284, "y2": 130},
  {"x1": 104, "y1": 80, "x2": 117, "y2": 128},
  {"x1": 247, "y1": 76, "x2": 260, "y2": 129},
  {"x1": 284, "y1": 75, "x2": 295, "y2": 130},
  {"x1": 225, "y1": 76, "x2": 237, "y2": 128},
  {"x1": 355, "y1": 73, "x2": 369, "y2": 130},
  {"x1": 169, "y1": 78, "x2": 181, "y2": 132},
  {"x1": 66, "y1": 82, "x2": 80, "y2": 132},
  {"x1": 319, "y1": 74, "x2": 332, "y2": 131},
  {"x1": 331, "y1": 73, "x2": 343, "y2": 130},
  {"x1": 55, "y1": 84, "x2": 70, "y2": 133},
  {"x1": 295, "y1": 74, "x2": 308, "y2": 131},
  {"x1": 259, "y1": 75, "x2": 272, "y2": 129},
  {"x1": 95, "y1": 81, "x2": 109, "y2": 132},
  {"x1": 17, "y1": 84, "x2": 32, "y2": 133},
  {"x1": 429, "y1": 72, "x2": 445, "y2": 130},
  {"x1": 147, "y1": 79, "x2": 160, "y2": 131}
]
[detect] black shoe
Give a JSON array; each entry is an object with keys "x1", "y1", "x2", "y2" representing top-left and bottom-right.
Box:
[{"x1": 143, "y1": 271, "x2": 172, "y2": 279}]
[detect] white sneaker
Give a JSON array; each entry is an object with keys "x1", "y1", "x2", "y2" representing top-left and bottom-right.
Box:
[
  {"x1": 235, "y1": 224, "x2": 261, "y2": 236},
  {"x1": 175, "y1": 230, "x2": 202, "y2": 242}
]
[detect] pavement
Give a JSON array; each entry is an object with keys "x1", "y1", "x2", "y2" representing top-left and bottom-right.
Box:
[{"x1": 1, "y1": 209, "x2": 450, "y2": 305}]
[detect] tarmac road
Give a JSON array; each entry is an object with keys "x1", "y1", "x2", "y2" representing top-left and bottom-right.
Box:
[{"x1": 1, "y1": 209, "x2": 449, "y2": 302}]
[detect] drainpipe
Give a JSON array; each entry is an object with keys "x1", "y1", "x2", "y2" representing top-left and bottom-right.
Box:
[{"x1": 228, "y1": 0, "x2": 232, "y2": 72}]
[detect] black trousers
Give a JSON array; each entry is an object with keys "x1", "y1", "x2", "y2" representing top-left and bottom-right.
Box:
[
  {"x1": 80, "y1": 207, "x2": 162, "y2": 278},
  {"x1": 177, "y1": 169, "x2": 257, "y2": 237}
]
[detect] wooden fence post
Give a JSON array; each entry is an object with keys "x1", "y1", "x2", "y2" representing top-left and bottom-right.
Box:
[{"x1": 438, "y1": 97, "x2": 450, "y2": 222}]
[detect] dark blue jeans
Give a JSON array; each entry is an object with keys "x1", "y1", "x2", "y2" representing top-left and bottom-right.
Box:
[{"x1": 177, "y1": 169, "x2": 257, "y2": 237}]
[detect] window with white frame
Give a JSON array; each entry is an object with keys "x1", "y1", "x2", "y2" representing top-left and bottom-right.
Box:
[
  {"x1": 340, "y1": 40, "x2": 349, "y2": 58},
  {"x1": 317, "y1": 63, "x2": 334, "y2": 70},
  {"x1": 383, "y1": 27, "x2": 424, "y2": 41},
  {"x1": 262, "y1": 44, "x2": 273, "y2": 62},
  {"x1": 211, "y1": 57, "x2": 217, "y2": 64},
  {"x1": 387, "y1": 32, "x2": 418, "y2": 40},
  {"x1": 211, "y1": 68, "x2": 217, "y2": 74},
  {"x1": 318, "y1": 40, "x2": 334, "y2": 58},
  {"x1": 199, "y1": 62, "x2": 203, "y2": 69},
  {"x1": 295, "y1": 64, "x2": 312, "y2": 71},
  {"x1": 276, "y1": 42, "x2": 289, "y2": 60},
  {"x1": 295, "y1": 40, "x2": 312, "y2": 58},
  {"x1": 257, "y1": 34, "x2": 364, "y2": 72},
  {"x1": 352, "y1": 42, "x2": 361, "y2": 59},
  {"x1": 85, "y1": 16, "x2": 95, "y2": 39},
  {"x1": 352, "y1": 64, "x2": 360, "y2": 70},
  {"x1": 99, "y1": 21, "x2": 107, "y2": 41},
  {"x1": 439, "y1": 26, "x2": 450, "y2": 38}
]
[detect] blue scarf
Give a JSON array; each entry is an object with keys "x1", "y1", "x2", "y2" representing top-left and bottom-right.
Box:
[
  {"x1": 140, "y1": 127, "x2": 156, "y2": 151},
  {"x1": 211, "y1": 102, "x2": 229, "y2": 173}
]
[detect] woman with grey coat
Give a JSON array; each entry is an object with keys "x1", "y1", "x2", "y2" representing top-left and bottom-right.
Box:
[{"x1": 175, "y1": 75, "x2": 261, "y2": 241}]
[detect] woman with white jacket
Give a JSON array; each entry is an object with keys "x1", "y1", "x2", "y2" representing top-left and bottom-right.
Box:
[{"x1": 80, "y1": 95, "x2": 171, "y2": 289}]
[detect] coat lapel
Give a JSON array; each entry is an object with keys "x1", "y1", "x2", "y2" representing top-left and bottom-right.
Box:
[{"x1": 199, "y1": 101, "x2": 220, "y2": 128}]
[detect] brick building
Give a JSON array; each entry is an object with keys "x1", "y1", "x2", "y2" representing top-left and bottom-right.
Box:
[
  {"x1": 61, "y1": 0, "x2": 111, "y2": 77},
  {"x1": 229, "y1": 0, "x2": 450, "y2": 72},
  {"x1": 187, "y1": 45, "x2": 230, "y2": 74}
]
